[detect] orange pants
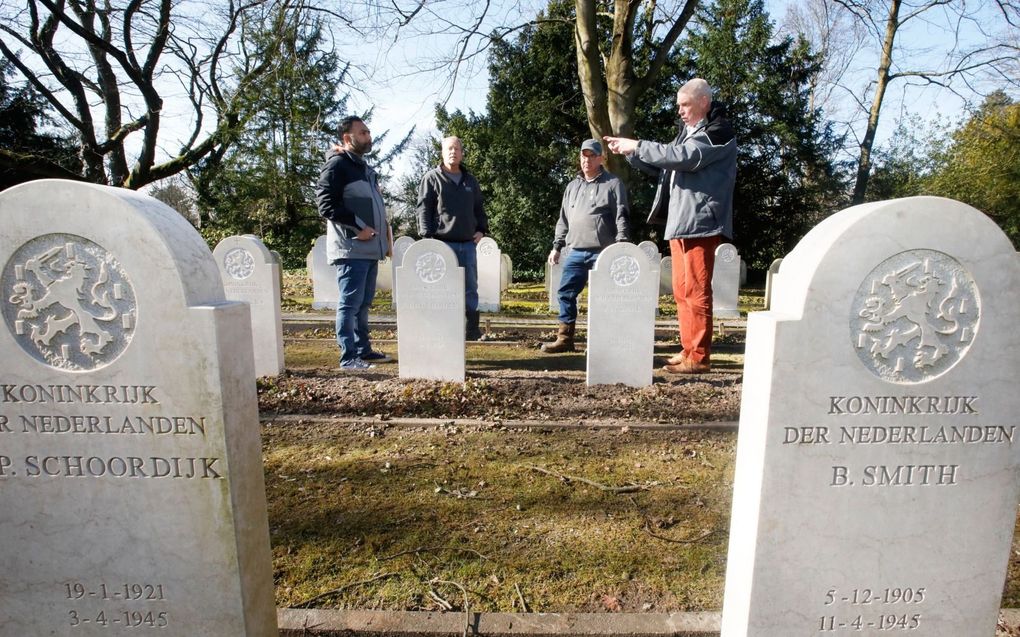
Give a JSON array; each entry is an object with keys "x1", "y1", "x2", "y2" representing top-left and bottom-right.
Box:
[{"x1": 669, "y1": 236, "x2": 721, "y2": 364}]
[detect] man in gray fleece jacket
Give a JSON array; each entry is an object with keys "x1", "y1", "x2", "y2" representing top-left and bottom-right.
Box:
[
  {"x1": 605, "y1": 78, "x2": 737, "y2": 374},
  {"x1": 542, "y1": 139, "x2": 630, "y2": 353}
]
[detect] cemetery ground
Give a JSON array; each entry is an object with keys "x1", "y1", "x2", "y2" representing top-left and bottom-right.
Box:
[{"x1": 266, "y1": 271, "x2": 1020, "y2": 628}]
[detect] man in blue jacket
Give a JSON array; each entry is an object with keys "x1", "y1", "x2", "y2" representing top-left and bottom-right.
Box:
[
  {"x1": 605, "y1": 78, "x2": 737, "y2": 374},
  {"x1": 315, "y1": 116, "x2": 391, "y2": 370}
]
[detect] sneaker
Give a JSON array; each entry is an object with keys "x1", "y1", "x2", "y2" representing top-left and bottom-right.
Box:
[
  {"x1": 360, "y1": 351, "x2": 391, "y2": 362},
  {"x1": 339, "y1": 357, "x2": 375, "y2": 370}
]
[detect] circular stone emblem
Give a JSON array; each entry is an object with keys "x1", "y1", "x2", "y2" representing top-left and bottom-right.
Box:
[
  {"x1": 3, "y1": 234, "x2": 137, "y2": 371},
  {"x1": 478, "y1": 240, "x2": 496, "y2": 257},
  {"x1": 851, "y1": 250, "x2": 979, "y2": 384},
  {"x1": 718, "y1": 244, "x2": 737, "y2": 263},
  {"x1": 415, "y1": 252, "x2": 447, "y2": 283},
  {"x1": 223, "y1": 248, "x2": 255, "y2": 280},
  {"x1": 610, "y1": 255, "x2": 641, "y2": 287}
]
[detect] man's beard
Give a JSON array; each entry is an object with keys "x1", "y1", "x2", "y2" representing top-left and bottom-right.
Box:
[{"x1": 351, "y1": 139, "x2": 373, "y2": 155}]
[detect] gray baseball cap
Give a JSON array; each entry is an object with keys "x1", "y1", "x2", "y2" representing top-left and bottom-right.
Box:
[{"x1": 580, "y1": 139, "x2": 603, "y2": 155}]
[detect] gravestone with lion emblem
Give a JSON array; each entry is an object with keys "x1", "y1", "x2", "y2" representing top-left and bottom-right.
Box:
[
  {"x1": 0, "y1": 180, "x2": 277, "y2": 635},
  {"x1": 721, "y1": 197, "x2": 1020, "y2": 636},
  {"x1": 586, "y1": 242, "x2": 658, "y2": 387},
  {"x1": 214, "y1": 234, "x2": 284, "y2": 378}
]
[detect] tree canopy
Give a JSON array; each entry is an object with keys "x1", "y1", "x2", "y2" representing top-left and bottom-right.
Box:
[{"x1": 0, "y1": 0, "x2": 306, "y2": 189}]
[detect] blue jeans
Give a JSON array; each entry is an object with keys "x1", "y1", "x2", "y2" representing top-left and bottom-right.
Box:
[
  {"x1": 334, "y1": 258, "x2": 378, "y2": 363},
  {"x1": 445, "y1": 240, "x2": 478, "y2": 313},
  {"x1": 557, "y1": 248, "x2": 600, "y2": 323}
]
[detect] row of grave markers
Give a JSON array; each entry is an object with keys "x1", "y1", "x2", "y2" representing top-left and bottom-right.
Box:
[
  {"x1": 2, "y1": 181, "x2": 1017, "y2": 636},
  {"x1": 308, "y1": 234, "x2": 512, "y2": 311},
  {"x1": 545, "y1": 241, "x2": 744, "y2": 319},
  {"x1": 218, "y1": 231, "x2": 746, "y2": 386}
]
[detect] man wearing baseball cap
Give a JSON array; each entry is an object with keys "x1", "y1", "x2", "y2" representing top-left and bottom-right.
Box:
[{"x1": 542, "y1": 139, "x2": 631, "y2": 353}]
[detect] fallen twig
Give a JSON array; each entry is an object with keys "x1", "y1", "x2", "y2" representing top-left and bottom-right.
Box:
[
  {"x1": 523, "y1": 464, "x2": 649, "y2": 493},
  {"x1": 514, "y1": 582, "x2": 529, "y2": 613},
  {"x1": 290, "y1": 572, "x2": 399, "y2": 608},
  {"x1": 430, "y1": 578, "x2": 472, "y2": 637},
  {"x1": 428, "y1": 586, "x2": 453, "y2": 611},
  {"x1": 379, "y1": 546, "x2": 490, "y2": 562}
]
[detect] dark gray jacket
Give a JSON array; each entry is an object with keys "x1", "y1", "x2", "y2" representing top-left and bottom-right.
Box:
[
  {"x1": 315, "y1": 149, "x2": 388, "y2": 262},
  {"x1": 627, "y1": 101, "x2": 737, "y2": 240},
  {"x1": 552, "y1": 168, "x2": 630, "y2": 251},
  {"x1": 416, "y1": 165, "x2": 488, "y2": 242}
]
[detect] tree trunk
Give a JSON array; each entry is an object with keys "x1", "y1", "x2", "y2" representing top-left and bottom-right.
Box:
[
  {"x1": 851, "y1": 0, "x2": 900, "y2": 205},
  {"x1": 574, "y1": 0, "x2": 699, "y2": 176}
]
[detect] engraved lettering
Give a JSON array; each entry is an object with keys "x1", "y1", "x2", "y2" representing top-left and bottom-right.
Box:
[
  {"x1": 784, "y1": 426, "x2": 830, "y2": 444},
  {"x1": 0, "y1": 455, "x2": 11, "y2": 476},
  {"x1": 831, "y1": 466, "x2": 850, "y2": 486},
  {"x1": 17, "y1": 414, "x2": 204, "y2": 436},
  {"x1": 0, "y1": 384, "x2": 159, "y2": 405},
  {"x1": 827, "y1": 395, "x2": 978, "y2": 416},
  {"x1": 21, "y1": 456, "x2": 223, "y2": 479},
  {"x1": 861, "y1": 464, "x2": 959, "y2": 487}
]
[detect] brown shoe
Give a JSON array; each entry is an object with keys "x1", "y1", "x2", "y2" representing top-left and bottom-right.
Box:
[
  {"x1": 663, "y1": 359, "x2": 711, "y2": 374},
  {"x1": 666, "y1": 352, "x2": 686, "y2": 365}
]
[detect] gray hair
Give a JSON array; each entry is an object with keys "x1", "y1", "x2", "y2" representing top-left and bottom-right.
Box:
[{"x1": 678, "y1": 78, "x2": 713, "y2": 102}]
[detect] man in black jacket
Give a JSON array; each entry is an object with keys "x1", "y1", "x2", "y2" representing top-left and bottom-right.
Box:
[{"x1": 416, "y1": 136, "x2": 489, "y2": 340}]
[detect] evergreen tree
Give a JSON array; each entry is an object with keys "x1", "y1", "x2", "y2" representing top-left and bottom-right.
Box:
[
  {"x1": 190, "y1": 9, "x2": 352, "y2": 267},
  {"x1": 0, "y1": 60, "x2": 80, "y2": 190}
]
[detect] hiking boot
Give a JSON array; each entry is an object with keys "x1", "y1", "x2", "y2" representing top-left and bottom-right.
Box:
[
  {"x1": 663, "y1": 358, "x2": 711, "y2": 374},
  {"x1": 466, "y1": 310, "x2": 483, "y2": 341},
  {"x1": 541, "y1": 322, "x2": 576, "y2": 353}
]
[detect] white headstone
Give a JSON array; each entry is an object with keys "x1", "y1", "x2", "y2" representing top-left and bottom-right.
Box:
[
  {"x1": 721, "y1": 197, "x2": 1020, "y2": 637},
  {"x1": 713, "y1": 243, "x2": 741, "y2": 319},
  {"x1": 637, "y1": 242, "x2": 661, "y2": 316},
  {"x1": 659, "y1": 255, "x2": 673, "y2": 296},
  {"x1": 375, "y1": 256, "x2": 393, "y2": 292},
  {"x1": 391, "y1": 235, "x2": 415, "y2": 310},
  {"x1": 0, "y1": 180, "x2": 277, "y2": 636},
  {"x1": 637, "y1": 240, "x2": 660, "y2": 267},
  {"x1": 546, "y1": 246, "x2": 572, "y2": 312},
  {"x1": 739, "y1": 258, "x2": 747, "y2": 286},
  {"x1": 586, "y1": 243, "x2": 658, "y2": 387},
  {"x1": 500, "y1": 253, "x2": 512, "y2": 291},
  {"x1": 213, "y1": 235, "x2": 285, "y2": 378},
  {"x1": 309, "y1": 234, "x2": 337, "y2": 310},
  {"x1": 269, "y1": 249, "x2": 284, "y2": 296},
  {"x1": 476, "y1": 237, "x2": 501, "y2": 312},
  {"x1": 763, "y1": 257, "x2": 783, "y2": 311},
  {"x1": 396, "y1": 239, "x2": 465, "y2": 381}
]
